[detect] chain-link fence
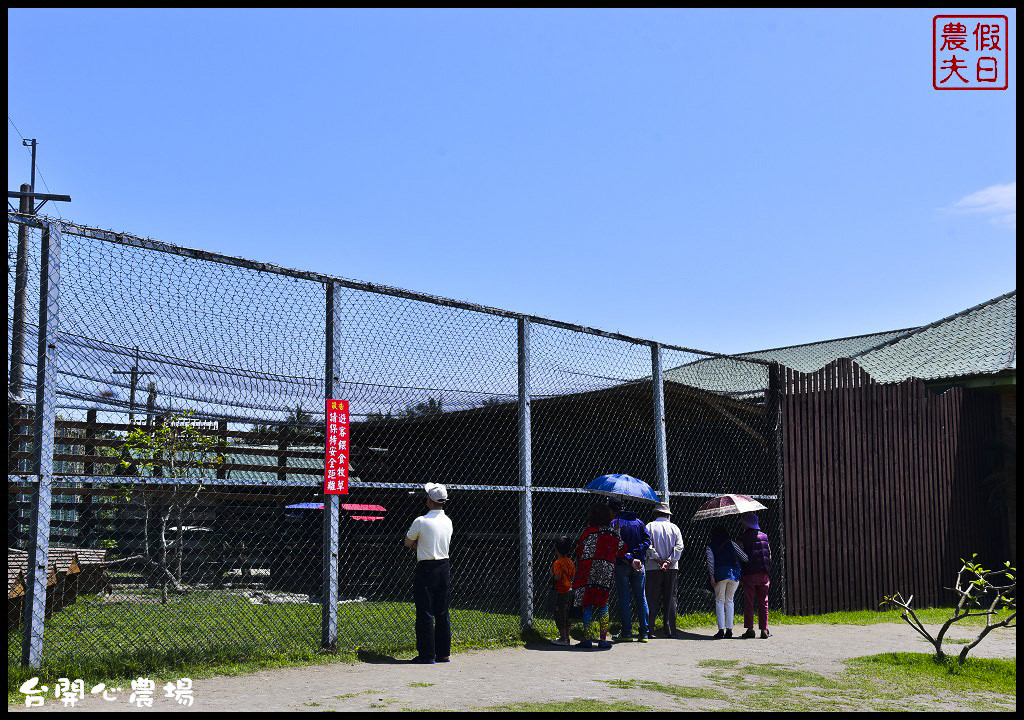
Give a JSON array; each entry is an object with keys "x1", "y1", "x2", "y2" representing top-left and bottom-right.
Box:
[{"x1": 8, "y1": 212, "x2": 780, "y2": 674}]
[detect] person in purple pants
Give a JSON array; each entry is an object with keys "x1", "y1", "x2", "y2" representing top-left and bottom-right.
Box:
[{"x1": 738, "y1": 512, "x2": 772, "y2": 639}]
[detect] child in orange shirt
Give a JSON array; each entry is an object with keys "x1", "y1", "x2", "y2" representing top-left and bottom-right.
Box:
[{"x1": 551, "y1": 536, "x2": 575, "y2": 645}]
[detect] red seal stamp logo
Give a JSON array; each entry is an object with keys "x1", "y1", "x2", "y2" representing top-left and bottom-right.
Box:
[{"x1": 933, "y1": 15, "x2": 1009, "y2": 90}]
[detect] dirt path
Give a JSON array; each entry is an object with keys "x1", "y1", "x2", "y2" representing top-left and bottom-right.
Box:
[{"x1": 14, "y1": 624, "x2": 1016, "y2": 712}]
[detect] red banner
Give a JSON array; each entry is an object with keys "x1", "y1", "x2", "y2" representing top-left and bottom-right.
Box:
[{"x1": 324, "y1": 399, "x2": 350, "y2": 495}]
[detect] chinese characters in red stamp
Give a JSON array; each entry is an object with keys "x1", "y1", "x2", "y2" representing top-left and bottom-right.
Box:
[{"x1": 934, "y1": 15, "x2": 1009, "y2": 90}]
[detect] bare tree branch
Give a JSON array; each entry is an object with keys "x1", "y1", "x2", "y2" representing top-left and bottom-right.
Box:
[{"x1": 883, "y1": 556, "x2": 1016, "y2": 665}]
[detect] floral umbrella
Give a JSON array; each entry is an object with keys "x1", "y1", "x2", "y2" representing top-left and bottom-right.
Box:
[{"x1": 690, "y1": 494, "x2": 766, "y2": 521}]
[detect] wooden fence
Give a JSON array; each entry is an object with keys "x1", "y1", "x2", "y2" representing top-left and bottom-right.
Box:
[
  {"x1": 8, "y1": 411, "x2": 323, "y2": 481},
  {"x1": 7, "y1": 413, "x2": 328, "y2": 556},
  {"x1": 778, "y1": 358, "x2": 1004, "y2": 614}
]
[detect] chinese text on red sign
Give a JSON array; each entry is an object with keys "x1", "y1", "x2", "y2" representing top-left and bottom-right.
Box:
[{"x1": 325, "y1": 399, "x2": 350, "y2": 495}]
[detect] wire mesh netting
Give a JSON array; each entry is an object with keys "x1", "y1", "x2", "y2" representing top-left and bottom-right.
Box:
[
  {"x1": 8, "y1": 213, "x2": 782, "y2": 672},
  {"x1": 526, "y1": 326, "x2": 657, "y2": 633}
]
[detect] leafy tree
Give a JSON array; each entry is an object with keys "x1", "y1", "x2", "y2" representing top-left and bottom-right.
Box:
[
  {"x1": 115, "y1": 412, "x2": 225, "y2": 603},
  {"x1": 883, "y1": 555, "x2": 1016, "y2": 664}
]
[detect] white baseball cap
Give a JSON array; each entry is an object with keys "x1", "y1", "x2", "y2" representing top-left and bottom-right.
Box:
[{"x1": 424, "y1": 482, "x2": 448, "y2": 503}]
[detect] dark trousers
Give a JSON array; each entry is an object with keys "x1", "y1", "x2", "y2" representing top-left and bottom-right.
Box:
[
  {"x1": 554, "y1": 592, "x2": 571, "y2": 639},
  {"x1": 414, "y1": 559, "x2": 451, "y2": 660},
  {"x1": 645, "y1": 568, "x2": 679, "y2": 636}
]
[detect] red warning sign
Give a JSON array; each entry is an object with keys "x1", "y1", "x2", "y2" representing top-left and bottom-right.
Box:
[{"x1": 325, "y1": 399, "x2": 349, "y2": 495}]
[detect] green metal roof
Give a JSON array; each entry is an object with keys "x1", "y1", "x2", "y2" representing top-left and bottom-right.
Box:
[
  {"x1": 663, "y1": 329, "x2": 918, "y2": 398},
  {"x1": 664, "y1": 290, "x2": 1016, "y2": 394},
  {"x1": 734, "y1": 329, "x2": 918, "y2": 372},
  {"x1": 851, "y1": 291, "x2": 1016, "y2": 383}
]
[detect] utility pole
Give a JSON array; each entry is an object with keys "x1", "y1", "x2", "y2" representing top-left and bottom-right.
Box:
[
  {"x1": 26, "y1": 138, "x2": 37, "y2": 210},
  {"x1": 8, "y1": 139, "x2": 71, "y2": 400},
  {"x1": 113, "y1": 347, "x2": 154, "y2": 426},
  {"x1": 9, "y1": 183, "x2": 32, "y2": 402},
  {"x1": 145, "y1": 382, "x2": 158, "y2": 428}
]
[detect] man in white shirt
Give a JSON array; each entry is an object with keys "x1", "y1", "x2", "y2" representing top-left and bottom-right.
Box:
[
  {"x1": 645, "y1": 502, "x2": 685, "y2": 638},
  {"x1": 404, "y1": 482, "x2": 454, "y2": 664}
]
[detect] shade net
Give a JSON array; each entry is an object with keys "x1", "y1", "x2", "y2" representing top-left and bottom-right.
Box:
[{"x1": 8, "y1": 213, "x2": 780, "y2": 672}]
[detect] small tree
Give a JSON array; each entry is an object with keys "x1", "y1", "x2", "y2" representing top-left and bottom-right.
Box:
[
  {"x1": 117, "y1": 412, "x2": 225, "y2": 603},
  {"x1": 883, "y1": 555, "x2": 1016, "y2": 664},
  {"x1": 365, "y1": 397, "x2": 447, "y2": 421},
  {"x1": 250, "y1": 405, "x2": 321, "y2": 445},
  {"x1": 403, "y1": 396, "x2": 443, "y2": 418},
  {"x1": 281, "y1": 405, "x2": 321, "y2": 445}
]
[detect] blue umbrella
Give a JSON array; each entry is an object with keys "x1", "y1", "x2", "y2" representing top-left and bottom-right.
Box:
[{"x1": 584, "y1": 474, "x2": 660, "y2": 504}]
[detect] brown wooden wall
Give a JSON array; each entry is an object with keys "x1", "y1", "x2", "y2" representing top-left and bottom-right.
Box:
[{"x1": 778, "y1": 358, "x2": 1004, "y2": 614}]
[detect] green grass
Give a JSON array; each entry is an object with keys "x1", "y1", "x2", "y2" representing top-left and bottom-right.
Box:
[
  {"x1": 848, "y1": 653, "x2": 1017, "y2": 697},
  {"x1": 696, "y1": 655, "x2": 1017, "y2": 712},
  {"x1": 601, "y1": 678, "x2": 727, "y2": 701},
  {"x1": 8, "y1": 592, "x2": 518, "y2": 704},
  {"x1": 480, "y1": 699, "x2": 653, "y2": 712},
  {"x1": 8, "y1": 592, "x2": 1016, "y2": 707},
  {"x1": 660, "y1": 606, "x2": 1016, "y2": 632},
  {"x1": 771, "y1": 607, "x2": 1014, "y2": 627},
  {"x1": 333, "y1": 688, "x2": 383, "y2": 701},
  {"x1": 601, "y1": 657, "x2": 1015, "y2": 712}
]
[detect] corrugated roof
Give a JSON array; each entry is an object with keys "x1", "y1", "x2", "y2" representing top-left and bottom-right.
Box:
[
  {"x1": 662, "y1": 358, "x2": 769, "y2": 400},
  {"x1": 663, "y1": 329, "x2": 918, "y2": 398},
  {"x1": 8, "y1": 547, "x2": 108, "y2": 593},
  {"x1": 663, "y1": 290, "x2": 1016, "y2": 394},
  {"x1": 852, "y1": 291, "x2": 1016, "y2": 383},
  {"x1": 735, "y1": 329, "x2": 919, "y2": 372}
]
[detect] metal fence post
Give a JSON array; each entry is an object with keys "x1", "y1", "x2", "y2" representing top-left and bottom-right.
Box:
[
  {"x1": 21, "y1": 221, "x2": 61, "y2": 667},
  {"x1": 651, "y1": 342, "x2": 670, "y2": 505},
  {"x1": 518, "y1": 317, "x2": 533, "y2": 629},
  {"x1": 321, "y1": 281, "x2": 341, "y2": 652}
]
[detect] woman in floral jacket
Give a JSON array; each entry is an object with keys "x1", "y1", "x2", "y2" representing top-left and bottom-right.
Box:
[{"x1": 572, "y1": 502, "x2": 633, "y2": 649}]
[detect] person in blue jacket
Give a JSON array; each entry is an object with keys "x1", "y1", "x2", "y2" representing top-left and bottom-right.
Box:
[
  {"x1": 706, "y1": 523, "x2": 748, "y2": 638},
  {"x1": 609, "y1": 500, "x2": 653, "y2": 642}
]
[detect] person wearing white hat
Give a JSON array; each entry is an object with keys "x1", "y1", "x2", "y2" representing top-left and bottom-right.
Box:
[
  {"x1": 404, "y1": 482, "x2": 454, "y2": 663},
  {"x1": 645, "y1": 502, "x2": 684, "y2": 638}
]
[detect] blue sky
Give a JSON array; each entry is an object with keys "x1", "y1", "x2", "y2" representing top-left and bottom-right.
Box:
[{"x1": 7, "y1": 8, "x2": 1016, "y2": 355}]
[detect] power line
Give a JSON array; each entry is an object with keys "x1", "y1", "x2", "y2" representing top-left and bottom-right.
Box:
[
  {"x1": 7, "y1": 116, "x2": 63, "y2": 218},
  {"x1": 8, "y1": 114, "x2": 26, "y2": 140}
]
